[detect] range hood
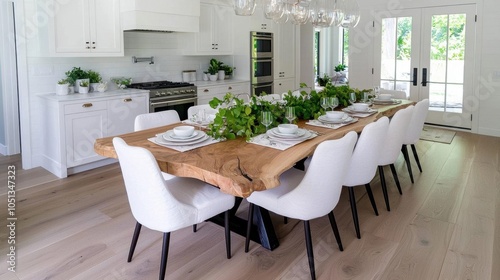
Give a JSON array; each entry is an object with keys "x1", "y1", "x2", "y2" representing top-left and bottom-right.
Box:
[{"x1": 121, "y1": 0, "x2": 200, "y2": 33}]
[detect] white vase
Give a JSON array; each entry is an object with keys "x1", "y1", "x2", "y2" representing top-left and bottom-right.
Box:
[
  {"x1": 55, "y1": 83, "x2": 69, "y2": 96},
  {"x1": 218, "y1": 70, "x2": 225, "y2": 80},
  {"x1": 203, "y1": 73, "x2": 209, "y2": 81},
  {"x1": 89, "y1": 83, "x2": 100, "y2": 93},
  {"x1": 209, "y1": 74, "x2": 218, "y2": 81}
]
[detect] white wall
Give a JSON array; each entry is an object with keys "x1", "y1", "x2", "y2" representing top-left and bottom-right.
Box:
[{"x1": 348, "y1": 0, "x2": 500, "y2": 136}]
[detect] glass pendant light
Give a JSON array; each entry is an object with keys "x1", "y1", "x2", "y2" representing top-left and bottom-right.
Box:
[
  {"x1": 263, "y1": 0, "x2": 285, "y2": 21},
  {"x1": 290, "y1": 0, "x2": 311, "y2": 25},
  {"x1": 234, "y1": 0, "x2": 256, "y2": 16},
  {"x1": 341, "y1": 0, "x2": 360, "y2": 28},
  {"x1": 310, "y1": 0, "x2": 337, "y2": 27}
]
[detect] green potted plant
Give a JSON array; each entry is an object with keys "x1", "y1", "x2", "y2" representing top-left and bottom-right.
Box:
[
  {"x1": 334, "y1": 64, "x2": 346, "y2": 72},
  {"x1": 79, "y1": 80, "x2": 90, "y2": 94},
  {"x1": 317, "y1": 74, "x2": 331, "y2": 87},
  {"x1": 87, "y1": 70, "x2": 102, "y2": 92},
  {"x1": 221, "y1": 64, "x2": 233, "y2": 79},
  {"x1": 65, "y1": 67, "x2": 89, "y2": 93},
  {"x1": 56, "y1": 78, "x2": 69, "y2": 96},
  {"x1": 207, "y1": 59, "x2": 219, "y2": 81},
  {"x1": 112, "y1": 77, "x2": 132, "y2": 89}
]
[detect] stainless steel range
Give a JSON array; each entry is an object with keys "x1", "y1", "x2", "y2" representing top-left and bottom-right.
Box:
[{"x1": 128, "y1": 81, "x2": 197, "y2": 120}]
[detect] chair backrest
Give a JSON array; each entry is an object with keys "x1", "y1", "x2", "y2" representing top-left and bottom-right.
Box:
[
  {"x1": 277, "y1": 131, "x2": 358, "y2": 220},
  {"x1": 378, "y1": 105, "x2": 414, "y2": 166},
  {"x1": 113, "y1": 137, "x2": 194, "y2": 232},
  {"x1": 134, "y1": 110, "x2": 180, "y2": 131},
  {"x1": 380, "y1": 89, "x2": 408, "y2": 100},
  {"x1": 258, "y1": 93, "x2": 281, "y2": 102},
  {"x1": 405, "y1": 99, "x2": 429, "y2": 144},
  {"x1": 344, "y1": 116, "x2": 390, "y2": 187},
  {"x1": 187, "y1": 104, "x2": 217, "y2": 120}
]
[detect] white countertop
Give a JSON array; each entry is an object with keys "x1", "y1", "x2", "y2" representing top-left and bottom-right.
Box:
[
  {"x1": 39, "y1": 89, "x2": 149, "y2": 102},
  {"x1": 194, "y1": 79, "x2": 250, "y2": 87}
]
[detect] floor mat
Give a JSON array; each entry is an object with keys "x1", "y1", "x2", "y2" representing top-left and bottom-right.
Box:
[{"x1": 420, "y1": 126, "x2": 456, "y2": 144}]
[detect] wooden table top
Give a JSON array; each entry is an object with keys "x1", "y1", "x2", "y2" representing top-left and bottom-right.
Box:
[{"x1": 94, "y1": 100, "x2": 414, "y2": 198}]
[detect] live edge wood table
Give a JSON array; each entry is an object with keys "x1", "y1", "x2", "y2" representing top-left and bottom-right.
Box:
[{"x1": 94, "y1": 100, "x2": 414, "y2": 250}]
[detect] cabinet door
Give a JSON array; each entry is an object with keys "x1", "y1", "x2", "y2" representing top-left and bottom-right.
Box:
[
  {"x1": 197, "y1": 4, "x2": 215, "y2": 53},
  {"x1": 250, "y1": 7, "x2": 275, "y2": 32},
  {"x1": 90, "y1": 0, "x2": 122, "y2": 54},
  {"x1": 275, "y1": 78, "x2": 297, "y2": 96},
  {"x1": 52, "y1": 0, "x2": 91, "y2": 53},
  {"x1": 275, "y1": 23, "x2": 296, "y2": 79},
  {"x1": 107, "y1": 96, "x2": 148, "y2": 136},
  {"x1": 212, "y1": 5, "x2": 233, "y2": 53},
  {"x1": 65, "y1": 109, "x2": 107, "y2": 167}
]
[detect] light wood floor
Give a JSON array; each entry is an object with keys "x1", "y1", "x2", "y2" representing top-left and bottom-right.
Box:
[{"x1": 1, "y1": 131, "x2": 499, "y2": 280}]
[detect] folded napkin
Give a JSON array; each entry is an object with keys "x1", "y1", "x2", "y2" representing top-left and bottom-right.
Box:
[
  {"x1": 306, "y1": 118, "x2": 358, "y2": 129},
  {"x1": 148, "y1": 135, "x2": 219, "y2": 152},
  {"x1": 247, "y1": 131, "x2": 317, "y2": 151}
]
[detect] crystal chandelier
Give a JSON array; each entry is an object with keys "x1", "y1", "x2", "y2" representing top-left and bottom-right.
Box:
[{"x1": 234, "y1": 0, "x2": 360, "y2": 28}]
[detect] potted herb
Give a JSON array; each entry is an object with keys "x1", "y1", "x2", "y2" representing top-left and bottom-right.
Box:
[
  {"x1": 79, "y1": 80, "x2": 90, "y2": 94},
  {"x1": 220, "y1": 65, "x2": 234, "y2": 79},
  {"x1": 112, "y1": 77, "x2": 132, "y2": 89},
  {"x1": 207, "y1": 60, "x2": 219, "y2": 81},
  {"x1": 56, "y1": 79, "x2": 69, "y2": 96},
  {"x1": 87, "y1": 70, "x2": 102, "y2": 92},
  {"x1": 65, "y1": 67, "x2": 89, "y2": 93}
]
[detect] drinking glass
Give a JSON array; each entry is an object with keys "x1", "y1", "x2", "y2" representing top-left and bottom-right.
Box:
[
  {"x1": 373, "y1": 86, "x2": 380, "y2": 98},
  {"x1": 261, "y1": 111, "x2": 273, "y2": 131},
  {"x1": 196, "y1": 109, "x2": 206, "y2": 130},
  {"x1": 321, "y1": 97, "x2": 330, "y2": 111},
  {"x1": 329, "y1": 97, "x2": 339, "y2": 111},
  {"x1": 285, "y1": 107, "x2": 296, "y2": 124},
  {"x1": 349, "y1": 92, "x2": 357, "y2": 104}
]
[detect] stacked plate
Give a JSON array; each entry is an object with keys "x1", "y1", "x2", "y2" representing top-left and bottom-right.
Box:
[
  {"x1": 372, "y1": 98, "x2": 402, "y2": 105},
  {"x1": 155, "y1": 130, "x2": 209, "y2": 146},
  {"x1": 343, "y1": 106, "x2": 377, "y2": 114},
  {"x1": 266, "y1": 127, "x2": 313, "y2": 142},
  {"x1": 318, "y1": 114, "x2": 355, "y2": 124}
]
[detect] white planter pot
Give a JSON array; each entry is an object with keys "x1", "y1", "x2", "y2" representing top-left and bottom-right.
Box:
[
  {"x1": 79, "y1": 86, "x2": 89, "y2": 94},
  {"x1": 75, "y1": 78, "x2": 90, "y2": 93},
  {"x1": 203, "y1": 73, "x2": 209, "y2": 81},
  {"x1": 89, "y1": 83, "x2": 100, "y2": 93},
  {"x1": 209, "y1": 74, "x2": 218, "y2": 81},
  {"x1": 218, "y1": 70, "x2": 225, "y2": 80},
  {"x1": 56, "y1": 83, "x2": 69, "y2": 95}
]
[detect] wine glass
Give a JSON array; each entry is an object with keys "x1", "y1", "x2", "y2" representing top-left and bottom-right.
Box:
[
  {"x1": 261, "y1": 111, "x2": 273, "y2": 132},
  {"x1": 321, "y1": 97, "x2": 330, "y2": 112},
  {"x1": 373, "y1": 86, "x2": 380, "y2": 99},
  {"x1": 285, "y1": 107, "x2": 296, "y2": 124},
  {"x1": 329, "y1": 97, "x2": 339, "y2": 111},
  {"x1": 349, "y1": 92, "x2": 357, "y2": 105},
  {"x1": 196, "y1": 109, "x2": 206, "y2": 130}
]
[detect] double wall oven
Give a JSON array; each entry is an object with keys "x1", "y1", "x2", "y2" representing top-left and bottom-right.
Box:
[
  {"x1": 251, "y1": 31, "x2": 274, "y2": 96},
  {"x1": 128, "y1": 81, "x2": 197, "y2": 120}
]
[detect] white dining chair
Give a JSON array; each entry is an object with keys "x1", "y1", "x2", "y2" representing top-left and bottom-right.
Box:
[
  {"x1": 343, "y1": 116, "x2": 389, "y2": 239},
  {"x1": 402, "y1": 99, "x2": 429, "y2": 183},
  {"x1": 257, "y1": 93, "x2": 281, "y2": 102},
  {"x1": 187, "y1": 104, "x2": 217, "y2": 121},
  {"x1": 112, "y1": 137, "x2": 235, "y2": 280},
  {"x1": 134, "y1": 110, "x2": 180, "y2": 131},
  {"x1": 377, "y1": 105, "x2": 414, "y2": 211},
  {"x1": 245, "y1": 131, "x2": 358, "y2": 280},
  {"x1": 380, "y1": 89, "x2": 408, "y2": 100}
]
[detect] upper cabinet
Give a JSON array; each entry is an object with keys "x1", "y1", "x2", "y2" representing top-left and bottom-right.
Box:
[
  {"x1": 250, "y1": 7, "x2": 275, "y2": 32},
  {"x1": 274, "y1": 23, "x2": 296, "y2": 80},
  {"x1": 184, "y1": 3, "x2": 233, "y2": 55},
  {"x1": 49, "y1": 0, "x2": 123, "y2": 57}
]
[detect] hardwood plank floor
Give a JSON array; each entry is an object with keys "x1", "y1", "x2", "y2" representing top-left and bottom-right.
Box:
[{"x1": 1, "y1": 131, "x2": 499, "y2": 279}]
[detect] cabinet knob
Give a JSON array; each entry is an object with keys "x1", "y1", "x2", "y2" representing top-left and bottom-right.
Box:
[
  {"x1": 204, "y1": 89, "x2": 209, "y2": 92},
  {"x1": 228, "y1": 86, "x2": 232, "y2": 90},
  {"x1": 82, "y1": 103, "x2": 93, "y2": 108},
  {"x1": 123, "y1": 98, "x2": 132, "y2": 102},
  {"x1": 86, "y1": 46, "x2": 90, "y2": 49}
]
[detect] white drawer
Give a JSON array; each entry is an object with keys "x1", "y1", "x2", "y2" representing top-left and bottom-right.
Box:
[{"x1": 64, "y1": 100, "x2": 107, "y2": 115}]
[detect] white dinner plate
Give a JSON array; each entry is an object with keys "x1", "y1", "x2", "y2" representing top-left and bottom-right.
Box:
[
  {"x1": 373, "y1": 99, "x2": 402, "y2": 105},
  {"x1": 267, "y1": 129, "x2": 312, "y2": 141},
  {"x1": 156, "y1": 134, "x2": 209, "y2": 146},
  {"x1": 344, "y1": 106, "x2": 377, "y2": 114},
  {"x1": 268, "y1": 127, "x2": 306, "y2": 139},
  {"x1": 318, "y1": 115, "x2": 353, "y2": 124},
  {"x1": 162, "y1": 130, "x2": 205, "y2": 142}
]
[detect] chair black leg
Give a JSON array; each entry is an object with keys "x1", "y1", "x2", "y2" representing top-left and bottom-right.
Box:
[
  {"x1": 327, "y1": 211, "x2": 343, "y2": 251},
  {"x1": 348, "y1": 187, "x2": 361, "y2": 239},
  {"x1": 401, "y1": 144, "x2": 414, "y2": 183},
  {"x1": 411, "y1": 144, "x2": 422, "y2": 172},
  {"x1": 284, "y1": 217, "x2": 288, "y2": 224},
  {"x1": 193, "y1": 224, "x2": 197, "y2": 232},
  {"x1": 365, "y1": 183, "x2": 379, "y2": 216},
  {"x1": 378, "y1": 166, "x2": 391, "y2": 211},
  {"x1": 225, "y1": 210, "x2": 231, "y2": 259},
  {"x1": 245, "y1": 203, "x2": 254, "y2": 253},
  {"x1": 159, "y1": 232, "x2": 171, "y2": 280},
  {"x1": 127, "y1": 222, "x2": 142, "y2": 262},
  {"x1": 304, "y1": 221, "x2": 316, "y2": 280},
  {"x1": 390, "y1": 164, "x2": 403, "y2": 195}
]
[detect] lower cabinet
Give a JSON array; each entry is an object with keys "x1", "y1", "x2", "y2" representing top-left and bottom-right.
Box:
[
  {"x1": 197, "y1": 81, "x2": 250, "y2": 104},
  {"x1": 40, "y1": 90, "x2": 149, "y2": 178},
  {"x1": 274, "y1": 78, "x2": 297, "y2": 96}
]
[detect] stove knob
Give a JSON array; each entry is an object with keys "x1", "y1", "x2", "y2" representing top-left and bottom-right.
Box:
[
  {"x1": 155, "y1": 93, "x2": 161, "y2": 97},
  {"x1": 166, "y1": 91, "x2": 172, "y2": 96},
  {"x1": 180, "y1": 90, "x2": 186, "y2": 94},
  {"x1": 173, "y1": 90, "x2": 179, "y2": 95},
  {"x1": 160, "y1": 92, "x2": 167, "y2": 96}
]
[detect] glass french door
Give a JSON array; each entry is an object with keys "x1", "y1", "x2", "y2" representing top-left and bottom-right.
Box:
[{"x1": 374, "y1": 5, "x2": 476, "y2": 129}]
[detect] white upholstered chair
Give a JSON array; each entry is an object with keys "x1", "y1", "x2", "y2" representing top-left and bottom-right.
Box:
[
  {"x1": 113, "y1": 137, "x2": 235, "y2": 280},
  {"x1": 187, "y1": 104, "x2": 217, "y2": 121},
  {"x1": 377, "y1": 105, "x2": 414, "y2": 211},
  {"x1": 402, "y1": 99, "x2": 429, "y2": 183},
  {"x1": 134, "y1": 110, "x2": 180, "y2": 131},
  {"x1": 380, "y1": 88, "x2": 408, "y2": 99},
  {"x1": 257, "y1": 93, "x2": 281, "y2": 102},
  {"x1": 245, "y1": 131, "x2": 358, "y2": 280},
  {"x1": 343, "y1": 117, "x2": 389, "y2": 239}
]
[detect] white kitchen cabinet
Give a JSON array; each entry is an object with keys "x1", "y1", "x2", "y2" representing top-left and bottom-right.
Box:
[
  {"x1": 184, "y1": 3, "x2": 233, "y2": 55},
  {"x1": 39, "y1": 90, "x2": 148, "y2": 178},
  {"x1": 274, "y1": 78, "x2": 297, "y2": 95},
  {"x1": 49, "y1": 0, "x2": 123, "y2": 57},
  {"x1": 274, "y1": 23, "x2": 296, "y2": 79},
  {"x1": 250, "y1": 7, "x2": 275, "y2": 32},
  {"x1": 197, "y1": 81, "x2": 250, "y2": 104}
]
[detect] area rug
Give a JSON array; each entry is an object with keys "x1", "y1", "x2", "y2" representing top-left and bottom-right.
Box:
[{"x1": 420, "y1": 126, "x2": 456, "y2": 144}]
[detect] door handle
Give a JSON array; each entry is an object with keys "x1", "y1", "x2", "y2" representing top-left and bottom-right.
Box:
[
  {"x1": 412, "y1": 68, "x2": 418, "y2": 86},
  {"x1": 422, "y1": 68, "x2": 428, "y2": 87}
]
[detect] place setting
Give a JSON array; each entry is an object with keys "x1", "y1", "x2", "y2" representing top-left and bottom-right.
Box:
[
  {"x1": 248, "y1": 108, "x2": 317, "y2": 150},
  {"x1": 372, "y1": 92, "x2": 402, "y2": 105},
  {"x1": 340, "y1": 92, "x2": 378, "y2": 117},
  {"x1": 149, "y1": 125, "x2": 219, "y2": 152}
]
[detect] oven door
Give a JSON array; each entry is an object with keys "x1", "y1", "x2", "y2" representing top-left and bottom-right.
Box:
[
  {"x1": 150, "y1": 96, "x2": 197, "y2": 121},
  {"x1": 252, "y1": 82, "x2": 273, "y2": 96},
  {"x1": 251, "y1": 58, "x2": 273, "y2": 84},
  {"x1": 251, "y1": 32, "x2": 273, "y2": 59}
]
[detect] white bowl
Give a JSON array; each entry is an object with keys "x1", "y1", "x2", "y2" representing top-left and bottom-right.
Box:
[
  {"x1": 378, "y1": 93, "x2": 392, "y2": 100},
  {"x1": 325, "y1": 111, "x2": 345, "y2": 120},
  {"x1": 173, "y1": 126, "x2": 195, "y2": 137},
  {"x1": 278, "y1": 124, "x2": 298, "y2": 134},
  {"x1": 352, "y1": 103, "x2": 369, "y2": 111}
]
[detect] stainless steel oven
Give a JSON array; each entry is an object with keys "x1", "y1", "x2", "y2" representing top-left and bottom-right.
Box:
[
  {"x1": 251, "y1": 31, "x2": 273, "y2": 59},
  {"x1": 251, "y1": 58, "x2": 273, "y2": 84},
  {"x1": 252, "y1": 82, "x2": 273, "y2": 96},
  {"x1": 129, "y1": 81, "x2": 197, "y2": 121}
]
